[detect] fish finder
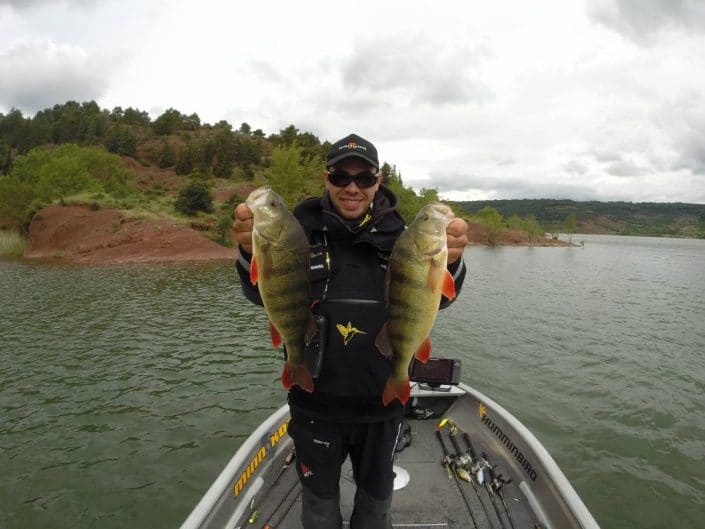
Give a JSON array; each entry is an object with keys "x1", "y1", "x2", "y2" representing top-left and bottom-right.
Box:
[{"x1": 409, "y1": 357, "x2": 461, "y2": 386}]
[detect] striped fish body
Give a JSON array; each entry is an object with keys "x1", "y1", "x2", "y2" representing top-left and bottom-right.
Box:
[
  {"x1": 247, "y1": 186, "x2": 314, "y2": 393},
  {"x1": 376, "y1": 203, "x2": 456, "y2": 405}
]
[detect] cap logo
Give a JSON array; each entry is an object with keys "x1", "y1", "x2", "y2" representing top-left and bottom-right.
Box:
[{"x1": 339, "y1": 142, "x2": 367, "y2": 152}]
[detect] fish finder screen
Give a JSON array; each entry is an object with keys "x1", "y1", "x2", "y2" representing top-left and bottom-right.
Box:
[{"x1": 409, "y1": 358, "x2": 460, "y2": 384}]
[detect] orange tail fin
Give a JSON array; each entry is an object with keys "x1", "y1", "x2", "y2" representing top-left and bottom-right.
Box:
[
  {"x1": 382, "y1": 375, "x2": 411, "y2": 406},
  {"x1": 281, "y1": 362, "x2": 314, "y2": 393}
]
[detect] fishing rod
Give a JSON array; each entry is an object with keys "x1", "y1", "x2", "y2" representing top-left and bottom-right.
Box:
[
  {"x1": 484, "y1": 452, "x2": 515, "y2": 529},
  {"x1": 446, "y1": 424, "x2": 496, "y2": 529},
  {"x1": 461, "y1": 431, "x2": 507, "y2": 529},
  {"x1": 435, "y1": 428, "x2": 479, "y2": 529},
  {"x1": 254, "y1": 449, "x2": 300, "y2": 529}
]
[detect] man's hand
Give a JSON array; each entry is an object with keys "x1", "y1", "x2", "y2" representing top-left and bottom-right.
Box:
[
  {"x1": 447, "y1": 218, "x2": 469, "y2": 265},
  {"x1": 232, "y1": 203, "x2": 254, "y2": 255}
]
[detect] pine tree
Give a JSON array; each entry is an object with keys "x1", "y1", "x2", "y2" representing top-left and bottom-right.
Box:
[
  {"x1": 175, "y1": 144, "x2": 194, "y2": 175},
  {"x1": 158, "y1": 141, "x2": 175, "y2": 168},
  {"x1": 1, "y1": 144, "x2": 12, "y2": 174}
]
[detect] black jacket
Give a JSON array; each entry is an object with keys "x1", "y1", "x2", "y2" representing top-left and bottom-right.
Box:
[{"x1": 236, "y1": 186, "x2": 466, "y2": 421}]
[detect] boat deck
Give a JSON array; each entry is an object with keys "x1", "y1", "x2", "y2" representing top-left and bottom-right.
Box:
[{"x1": 249, "y1": 395, "x2": 539, "y2": 529}]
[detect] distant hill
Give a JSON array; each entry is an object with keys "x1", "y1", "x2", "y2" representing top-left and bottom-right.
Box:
[
  {"x1": 0, "y1": 100, "x2": 442, "y2": 246},
  {"x1": 457, "y1": 199, "x2": 705, "y2": 238}
]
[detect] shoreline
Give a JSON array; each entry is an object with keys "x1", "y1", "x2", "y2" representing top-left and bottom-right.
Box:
[{"x1": 9, "y1": 205, "x2": 576, "y2": 265}]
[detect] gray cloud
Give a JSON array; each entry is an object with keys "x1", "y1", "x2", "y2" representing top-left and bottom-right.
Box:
[
  {"x1": 248, "y1": 60, "x2": 289, "y2": 87},
  {"x1": 674, "y1": 99, "x2": 705, "y2": 174},
  {"x1": 0, "y1": 40, "x2": 118, "y2": 113},
  {"x1": 588, "y1": 0, "x2": 705, "y2": 43},
  {"x1": 654, "y1": 92, "x2": 705, "y2": 175},
  {"x1": 672, "y1": 129, "x2": 705, "y2": 175},
  {"x1": 0, "y1": 0, "x2": 51, "y2": 7},
  {"x1": 425, "y1": 171, "x2": 601, "y2": 201},
  {"x1": 591, "y1": 149, "x2": 623, "y2": 163},
  {"x1": 341, "y1": 34, "x2": 493, "y2": 107},
  {"x1": 563, "y1": 160, "x2": 589, "y2": 176},
  {"x1": 0, "y1": 0, "x2": 102, "y2": 8},
  {"x1": 604, "y1": 158, "x2": 648, "y2": 177}
]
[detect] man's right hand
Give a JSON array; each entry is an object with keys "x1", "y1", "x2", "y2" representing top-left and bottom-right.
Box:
[{"x1": 232, "y1": 203, "x2": 254, "y2": 255}]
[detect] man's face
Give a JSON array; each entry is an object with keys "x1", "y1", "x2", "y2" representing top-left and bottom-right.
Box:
[{"x1": 324, "y1": 157, "x2": 381, "y2": 220}]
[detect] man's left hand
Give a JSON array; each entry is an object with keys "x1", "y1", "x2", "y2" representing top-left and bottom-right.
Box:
[{"x1": 447, "y1": 218, "x2": 469, "y2": 265}]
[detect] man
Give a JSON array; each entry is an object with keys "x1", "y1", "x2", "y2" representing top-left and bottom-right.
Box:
[{"x1": 232, "y1": 133, "x2": 468, "y2": 529}]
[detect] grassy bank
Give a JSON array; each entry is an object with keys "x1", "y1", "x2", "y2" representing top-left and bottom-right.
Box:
[{"x1": 0, "y1": 230, "x2": 26, "y2": 256}]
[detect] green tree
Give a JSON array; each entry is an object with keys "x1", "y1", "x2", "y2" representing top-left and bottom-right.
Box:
[
  {"x1": 239, "y1": 122, "x2": 251, "y2": 135},
  {"x1": 214, "y1": 120, "x2": 232, "y2": 131},
  {"x1": 563, "y1": 213, "x2": 577, "y2": 243},
  {"x1": 158, "y1": 141, "x2": 175, "y2": 168},
  {"x1": 419, "y1": 188, "x2": 440, "y2": 203},
  {"x1": 0, "y1": 175, "x2": 35, "y2": 231},
  {"x1": 122, "y1": 107, "x2": 151, "y2": 126},
  {"x1": 1, "y1": 144, "x2": 12, "y2": 174},
  {"x1": 152, "y1": 108, "x2": 183, "y2": 135},
  {"x1": 383, "y1": 164, "x2": 426, "y2": 223},
  {"x1": 110, "y1": 106, "x2": 124, "y2": 120},
  {"x1": 194, "y1": 138, "x2": 216, "y2": 174},
  {"x1": 0, "y1": 144, "x2": 131, "y2": 230},
  {"x1": 506, "y1": 214, "x2": 523, "y2": 230},
  {"x1": 1, "y1": 108, "x2": 35, "y2": 153},
  {"x1": 35, "y1": 154, "x2": 94, "y2": 199},
  {"x1": 106, "y1": 126, "x2": 137, "y2": 157},
  {"x1": 269, "y1": 124, "x2": 299, "y2": 148},
  {"x1": 182, "y1": 113, "x2": 201, "y2": 130},
  {"x1": 50, "y1": 101, "x2": 87, "y2": 144},
  {"x1": 175, "y1": 181, "x2": 213, "y2": 215},
  {"x1": 85, "y1": 108, "x2": 110, "y2": 142},
  {"x1": 296, "y1": 131, "x2": 324, "y2": 160},
  {"x1": 476, "y1": 206, "x2": 505, "y2": 246},
  {"x1": 233, "y1": 136, "x2": 262, "y2": 167},
  {"x1": 265, "y1": 145, "x2": 323, "y2": 207},
  {"x1": 214, "y1": 205, "x2": 234, "y2": 246},
  {"x1": 380, "y1": 162, "x2": 393, "y2": 185},
  {"x1": 212, "y1": 129, "x2": 236, "y2": 178},
  {"x1": 175, "y1": 144, "x2": 194, "y2": 175},
  {"x1": 522, "y1": 214, "x2": 544, "y2": 246}
]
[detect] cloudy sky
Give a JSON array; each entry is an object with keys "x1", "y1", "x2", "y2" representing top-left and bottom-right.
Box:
[{"x1": 1, "y1": 0, "x2": 704, "y2": 203}]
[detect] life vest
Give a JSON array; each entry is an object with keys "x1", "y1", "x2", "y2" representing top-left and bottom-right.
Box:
[{"x1": 291, "y1": 189, "x2": 405, "y2": 405}]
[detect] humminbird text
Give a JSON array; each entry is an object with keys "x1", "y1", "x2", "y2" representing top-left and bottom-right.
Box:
[{"x1": 481, "y1": 414, "x2": 538, "y2": 481}]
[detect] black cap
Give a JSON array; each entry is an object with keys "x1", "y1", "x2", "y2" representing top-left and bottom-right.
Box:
[{"x1": 326, "y1": 133, "x2": 379, "y2": 171}]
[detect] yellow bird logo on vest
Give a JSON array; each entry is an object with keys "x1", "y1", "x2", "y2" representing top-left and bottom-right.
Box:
[{"x1": 336, "y1": 322, "x2": 367, "y2": 346}]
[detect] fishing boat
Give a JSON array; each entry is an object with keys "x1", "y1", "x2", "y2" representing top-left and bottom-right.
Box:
[{"x1": 180, "y1": 359, "x2": 600, "y2": 529}]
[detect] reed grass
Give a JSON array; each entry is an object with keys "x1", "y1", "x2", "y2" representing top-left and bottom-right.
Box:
[{"x1": 0, "y1": 230, "x2": 26, "y2": 256}]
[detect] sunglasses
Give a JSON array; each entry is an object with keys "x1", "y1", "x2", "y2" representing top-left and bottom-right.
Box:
[{"x1": 327, "y1": 170, "x2": 379, "y2": 189}]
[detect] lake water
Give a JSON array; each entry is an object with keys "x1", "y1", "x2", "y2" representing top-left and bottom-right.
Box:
[{"x1": 1, "y1": 235, "x2": 704, "y2": 529}]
